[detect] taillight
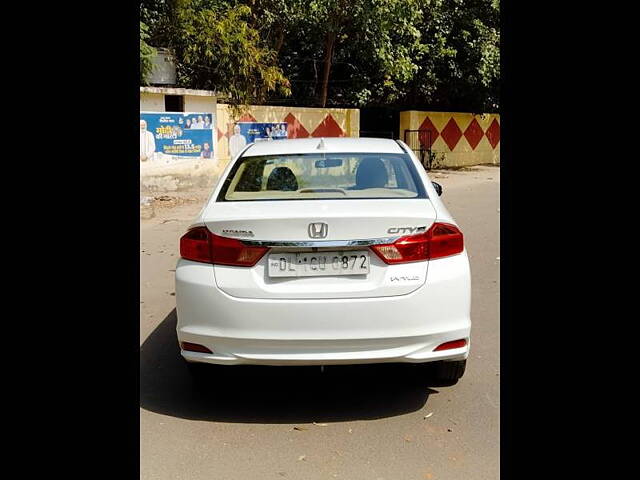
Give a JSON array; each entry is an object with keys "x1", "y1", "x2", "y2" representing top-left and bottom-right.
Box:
[
  {"x1": 180, "y1": 227, "x2": 212, "y2": 263},
  {"x1": 181, "y1": 342, "x2": 213, "y2": 353},
  {"x1": 427, "y1": 223, "x2": 464, "y2": 259},
  {"x1": 434, "y1": 339, "x2": 467, "y2": 351},
  {"x1": 179, "y1": 227, "x2": 268, "y2": 266},
  {"x1": 370, "y1": 222, "x2": 463, "y2": 264},
  {"x1": 209, "y1": 233, "x2": 269, "y2": 266}
]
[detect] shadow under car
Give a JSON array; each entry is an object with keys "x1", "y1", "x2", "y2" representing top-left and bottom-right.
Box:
[{"x1": 140, "y1": 309, "x2": 442, "y2": 423}]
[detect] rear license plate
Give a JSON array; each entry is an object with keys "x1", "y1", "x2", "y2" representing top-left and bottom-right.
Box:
[{"x1": 267, "y1": 251, "x2": 370, "y2": 277}]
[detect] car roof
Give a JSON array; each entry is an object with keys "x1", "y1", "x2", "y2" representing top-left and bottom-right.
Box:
[{"x1": 242, "y1": 137, "x2": 405, "y2": 156}]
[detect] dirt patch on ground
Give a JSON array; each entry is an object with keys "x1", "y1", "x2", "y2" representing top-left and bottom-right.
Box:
[
  {"x1": 427, "y1": 165, "x2": 500, "y2": 188},
  {"x1": 151, "y1": 194, "x2": 202, "y2": 210},
  {"x1": 141, "y1": 187, "x2": 214, "y2": 221},
  {"x1": 432, "y1": 163, "x2": 499, "y2": 172}
]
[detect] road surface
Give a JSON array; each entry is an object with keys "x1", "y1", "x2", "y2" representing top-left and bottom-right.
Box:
[{"x1": 140, "y1": 165, "x2": 500, "y2": 480}]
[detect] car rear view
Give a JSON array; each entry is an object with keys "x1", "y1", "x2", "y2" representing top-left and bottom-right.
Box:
[{"x1": 175, "y1": 138, "x2": 471, "y2": 384}]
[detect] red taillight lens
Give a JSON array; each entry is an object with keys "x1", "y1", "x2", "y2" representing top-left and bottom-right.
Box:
[
  {"x1": 180, "y1": 227, "x2": 212, "y2": 263},
  {"x1": 181, "y1": 342, "x2": 213, "y2": 353},
  {"x1": 179, "y1": 227, "x2": 268, "y2": 266},
  {"x1": 209, "y1": 233, "x2": 269, "y2": 266},
  {"x1": 371, "y1": 233, "x2": 430, "y2": 264},
  {"x1": 434, "y1": 339, "x2": 467, "y2": 351},
  {"x1": 428, "y1": 223, "x2": 464, "y2": 259},
  {"x1": 370, "y1": 222, "x2": 463, "y2": 264}
]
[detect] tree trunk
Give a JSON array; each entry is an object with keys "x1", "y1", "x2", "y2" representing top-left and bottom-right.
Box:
[
  {"x1": 318, "y1": 32, "x2": 336, "y2": 108},
  {"x1": 274, "y1": 28, "x2": 285, "y2": 54}
]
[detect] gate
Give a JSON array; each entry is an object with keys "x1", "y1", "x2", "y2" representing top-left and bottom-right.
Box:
[{"x1": 403, "y1": 129, "x2": 434, "y2": 170}]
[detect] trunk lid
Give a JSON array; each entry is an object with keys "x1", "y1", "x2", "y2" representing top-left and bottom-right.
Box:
[{"x1": 203, "y1": 199, "x2": 437, "y2": 299}]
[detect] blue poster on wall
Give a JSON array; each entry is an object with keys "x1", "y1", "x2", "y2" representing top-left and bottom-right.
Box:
[
  {"x1": 228, "y1": 122, "x2": 288, "y2": 158},
  {"x1": 140, "y1": 111, "x2": 215, "y2": 162}
]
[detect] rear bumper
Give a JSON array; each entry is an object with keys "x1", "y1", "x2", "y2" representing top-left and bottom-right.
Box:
[
  {"x1": 180, "y1": 339, "x2": 469, "y2": 366},
  {"x1": 175, "y1": 253, "x2": 471, "y2": 366}
]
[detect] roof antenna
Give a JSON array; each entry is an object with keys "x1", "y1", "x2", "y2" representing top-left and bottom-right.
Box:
[{"x1": 316, "y1": 138, "x2": 326, "y2": 150}]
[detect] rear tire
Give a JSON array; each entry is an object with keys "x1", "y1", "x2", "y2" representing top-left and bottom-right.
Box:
[{"x1": 431, "y1": 360, "x2": 466, "y2": 386}]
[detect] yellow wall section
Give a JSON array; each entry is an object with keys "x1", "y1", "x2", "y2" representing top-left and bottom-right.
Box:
[
  {"x1": 140, "y1": 91, "x2": 497, "y2": 170},
  {"x1": 215, "y1": 104, "x2": 360, "y2": 167},
  {"x1": 399, "y1": 111, "x2": 500, "y2": 167}
]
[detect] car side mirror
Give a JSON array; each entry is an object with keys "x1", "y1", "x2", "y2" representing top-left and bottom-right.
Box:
[{"x1": 432, "y1": 181, "x2": 443, "y2": 196}]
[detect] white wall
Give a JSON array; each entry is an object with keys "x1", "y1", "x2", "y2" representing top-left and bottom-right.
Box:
[
  {"x1": 184, "y1": 95, "x2": 216, "y2": 114},
  {"x1": 140, "y1": 92, "x2": 164, "y2": 111},
  {"x1": 139, "y1": 92, "x2": 217, "y2": 115},
  {"x1": 140, "y1": 91, "x2": 220, "y2": 192}
]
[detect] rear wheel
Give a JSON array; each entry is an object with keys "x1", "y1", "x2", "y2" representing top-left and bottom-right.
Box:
[{"x1": 430, "y1": 360, "x2": 466, "y2": 386}]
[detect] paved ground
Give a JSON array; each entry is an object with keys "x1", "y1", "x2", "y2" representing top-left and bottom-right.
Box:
[{"x1": 140, "y1": 165, "x2": 500, "y2": 480}]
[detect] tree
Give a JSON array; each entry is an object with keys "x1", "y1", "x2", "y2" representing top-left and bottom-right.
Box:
[
  {"x1": 321, "y1": 0, "x2": 425, "y2": 107},
  {"x1": 140, "y1": 0, "x2": 500, "y2": 112},
  {"x1": 251, "y1": 0, "x2": 425, "y2": 108},
  {"x1": 272, "y1": 0, "x2": 499, "y2": 110},
  {"x1": 405, "y1": 0, "x2": 500, "y2": 112},
  {"x1": 140, "y1": 0, "x2": 290, "y2": 118},
  {"x1": 140, "y1": 21, "x2": 156, "y2": 85}
]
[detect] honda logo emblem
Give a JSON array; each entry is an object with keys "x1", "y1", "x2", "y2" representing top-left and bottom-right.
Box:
[{"x1": 308, "y1": 222, "x2": 328, "y2": 239}]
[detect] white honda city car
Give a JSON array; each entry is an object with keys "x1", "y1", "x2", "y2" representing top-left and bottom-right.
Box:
[{"x1": 175, "y1": 137, "x2": 471, "y2": 384}]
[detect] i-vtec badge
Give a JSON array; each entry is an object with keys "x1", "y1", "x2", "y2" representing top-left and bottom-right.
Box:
[
  {"x1": 387, "y1": 226, "x2": 427, "y2": 234},
  {"x1": 222, "y1": 229, "x2": 254, "y2": 238},
  {"x1": 391, "y1": 275, "x2": 420, "y2": 282}
]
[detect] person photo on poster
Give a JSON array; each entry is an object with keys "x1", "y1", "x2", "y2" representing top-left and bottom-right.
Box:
[
  {"x1": 139, "y1": 119, "x2": 156, "y2": 162},
  {"x1": 140, "y1": 112, "x2": 215, "y2": 162},
  {"x1": 229, "y1": 124, "x2": 247, "y2": 158},
  {"x1": 200, "y1": 142, "x2": 213, "y2": 159}
]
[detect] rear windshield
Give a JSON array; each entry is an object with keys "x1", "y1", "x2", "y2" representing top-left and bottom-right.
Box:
[{"x1": 217, "y1": 152, "x2": 426, "y2": 201}]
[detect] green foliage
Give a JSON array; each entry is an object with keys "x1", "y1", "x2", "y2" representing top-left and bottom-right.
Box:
[
  {"x1": 139, "y1": 22, "x2": 156, "y2": 85},
  {"x1": 408, "y1": 0, "x2": 500, "y2": 111},
  {"x1": 141, "y1": 0, "x2": 290, "y2": 118},
  {"x1": 305, "y1": 0, "x2": 426, "y2": 107},
  {"x1": 140, "y1": 0, "x2": 500, "y2": 112}
]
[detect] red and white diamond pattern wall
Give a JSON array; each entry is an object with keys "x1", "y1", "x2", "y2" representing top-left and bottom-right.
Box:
[
  {"x1": 215, "y1": 104, "x2": 360, "y2": 165},
  {"x1": 399, "y1": 111, "x2": 500, "y2": 167}
]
